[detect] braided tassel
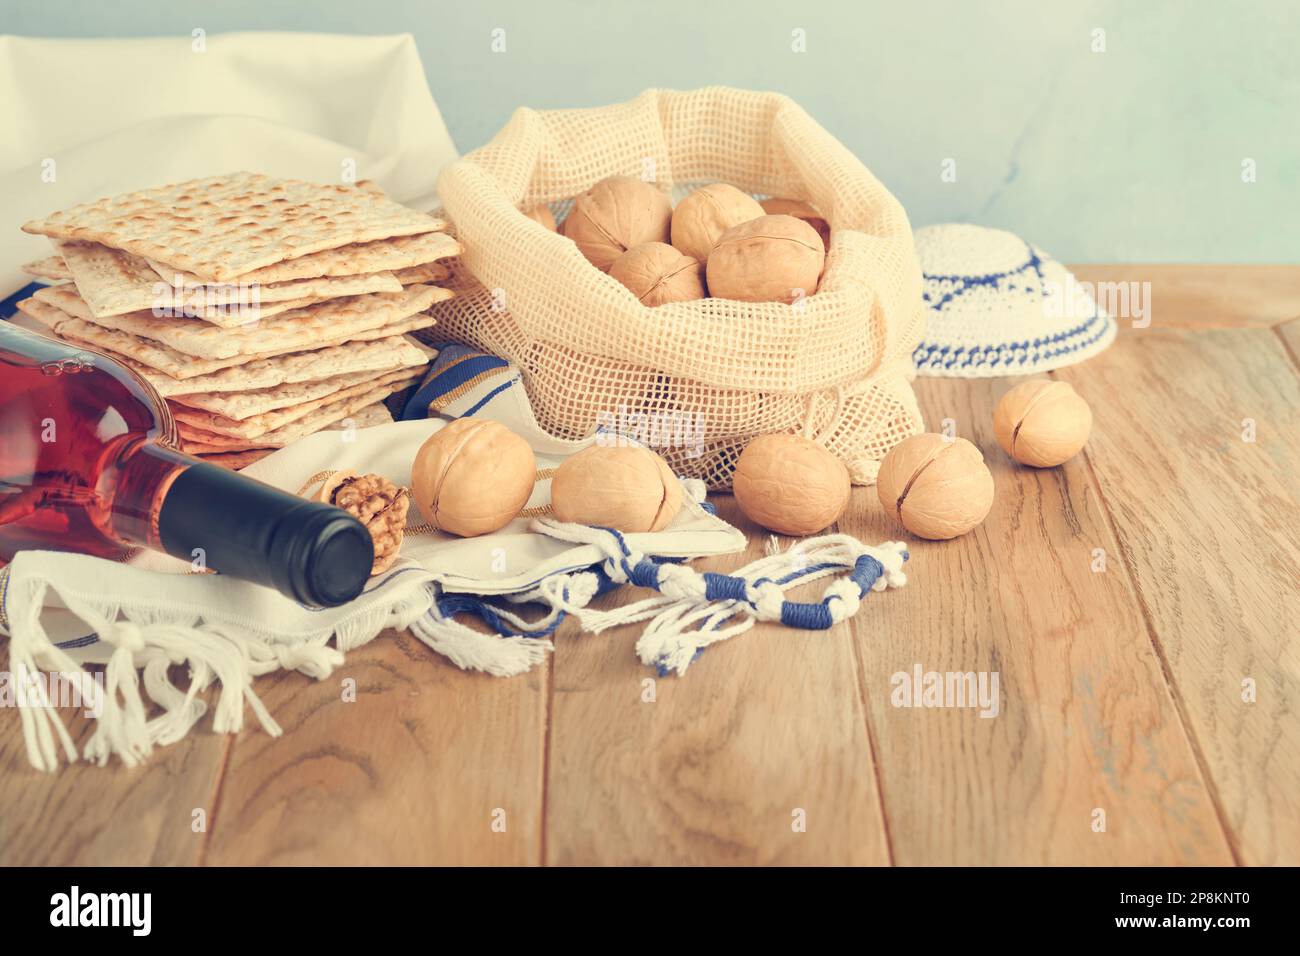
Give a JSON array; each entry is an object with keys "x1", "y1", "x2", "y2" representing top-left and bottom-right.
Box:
[{"x1": 532, "y1": 518, "x2": 909, "y2": 675}]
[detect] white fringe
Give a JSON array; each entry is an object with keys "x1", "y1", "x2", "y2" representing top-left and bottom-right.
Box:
[
  {"x1": 5, "y1": 481, "x2": 908, "y2": 769},
  {"x1": 5, "y1": 571, "x2": 435, "y2": 772},
  {"x1": 408, "y1": 610, "x2": 553, "y2": 677}
]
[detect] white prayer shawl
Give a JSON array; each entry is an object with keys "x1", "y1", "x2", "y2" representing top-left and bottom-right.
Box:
[{"x1": 0, "y1": 418, "x2": 909, "y2": 773}]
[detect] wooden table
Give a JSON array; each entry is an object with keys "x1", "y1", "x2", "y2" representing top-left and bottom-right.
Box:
[{"x1": 2, "y1": 265, "x2": 1297, "y2": 866}]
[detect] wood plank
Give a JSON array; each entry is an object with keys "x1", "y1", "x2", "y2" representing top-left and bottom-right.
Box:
[
  {"x1": 1277, "y1": 317, "x2": 1300, "y2": 370},
  {"x1": 1055, "y1": 324, "x2": 1300, "y2": 865},
  {"x1": 544, "y1": 497, "x2": 890, "y2": 866},
  {"x1": 0, "y1": 694, "x2": 226, "y2": 866},
  {"x1": 850, "y1": 369, "x2": 1234, "y2": 865},
  {"x1": 1070, "y1": 265, "x2": 1300, "y2": 330},
  {"x1": 202, "y1": 629, "x2": 547, "y2": 866}
]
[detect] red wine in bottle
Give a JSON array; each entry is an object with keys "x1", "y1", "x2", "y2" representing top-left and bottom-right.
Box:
[{"x1": 0, "y1": 322, "x2": 373, "y2": 607}]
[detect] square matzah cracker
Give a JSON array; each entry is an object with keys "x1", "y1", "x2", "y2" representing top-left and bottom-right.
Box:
[
  {"x1": 171, "y1": 369, "x2": 416, "y2": 439},
  {"x1": 146, "y1": 231, "x2": 460, "y2": 287},
  {"x1": 393, "y1": 261, "x2": 451, "y2": 285},
  {"x1": 23, "y1": 172, "x2": 445, "y2": 283},
  {"x1": 192, "y1": 404, "x2": 395, "y2": 462},
  {"x1": 169, "y1": 366, "x2": 421, "y2": 420},
  {"x1": 158, "y1": 336, "x2": 431, "y2": 398},
  {"x1": 22, "y1": 256, "x2": 71, "y2": 282},
  {"x1": 57, "y1": 240, "x2": 402, "y2": 319},
  {"x1": 35, "y1": 268, "x2": 326, "y2": 326},
  {"x1": 178, "y1": 377, "x2": 418, "y2": 451},
  {"x1": 16, "y1": 297, "x2": 439, "y2": 379},
  {"x1": 35, "y1": 284, "x2": 449, "y2": 360}
]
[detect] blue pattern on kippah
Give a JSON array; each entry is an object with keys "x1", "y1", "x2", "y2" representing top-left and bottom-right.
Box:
[
  {"x1": 913, "y1": 306, "x2": 1112, "y2": 372},
  {"x1": 922, "y1": 243, "x2": 1047, "y2": 313}
]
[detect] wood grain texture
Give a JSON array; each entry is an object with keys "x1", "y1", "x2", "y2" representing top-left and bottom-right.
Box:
[
  {"x1": 1070, "y1": 265, "x2": 1300, "y2": 329},
  {"x1": 544, "y1": 497, "x2": 890, "y2": 866},
  {"x1": 201, "y1": 630, "x2": 546, "y2": 866},
  {"x1": 850, "y1": 372, "x2": 1233, "y2": 865},
  {"x1": 1055, "y1": 325, "x2": 1300, "y2": 865},
  {"x1": 1, "y1": 265, "x2": 1296, "y2": 866},
  {"x1": 0, "y1": 706, "x2": 226, "y2": 866},
  {"x1": 1277, "y1": 318, "x2": 1300, "y2": 369}
]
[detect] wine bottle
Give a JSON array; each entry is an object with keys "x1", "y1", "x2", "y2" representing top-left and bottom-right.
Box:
[{"x1": 0, "y1": 321, "x2": 373, "y2": 607}]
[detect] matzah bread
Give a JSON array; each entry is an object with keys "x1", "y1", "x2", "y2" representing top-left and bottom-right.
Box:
[
  {"x1": 40, "y1": 256, "x2": 324, "y2": 325},
  {"x1": 34, "y1": 284, "x2": 449, "y2": 360},
  {"x1": 23, "y1": 172, "x2": 446, "y2": 283},
  {"x1": 16, "y1": 297, "x2": 438, "y2": 378},
  {"x1": 171, "y1": 369, "x2": 416, "y2": 439},
  {"x1": 57, "y1": 240, "x2": 402, "y2": 319},
  {"x1": 178, "y1": 376, "x2": 418, "y2": 451},
  {"x1": 189, "y1": 404, "x2": 394, "y2": 462},
  {"x1": 156, "y1": 336, "x2": 431, "y2": 398},
  {"x1": 169, "y1": 366, "x2": 417, "y2": 420},
  {"x1": 22, "y1": 256, "x2": 71, "y2": 282},
  {"x1": 393, "y1": 261, "x2": 451, "y2": 285},
  {"x1": 146, "y1": 231, "x2": 460, "y2": 287}
]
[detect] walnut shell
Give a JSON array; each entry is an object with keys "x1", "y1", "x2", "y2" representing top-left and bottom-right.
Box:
[
  {"x1": 706, "y1": 214, "x2": 826, "y2": 304},
  {"x1": 608, "y1": 242, "x2": 706, "y2": 306},
  {"x1": 561, "y1": 176, "x2": 672, "y2": 272},
  {"x1": 670, "y1": 183, "x2": 766, "y2": 263},
  {"x1": 551, "y1": 444, "x2": 682, "y2": 533},
  {"x1": 993, "y1": 380, "x2": 1092, "y2": 467},
  {"x1": 315, "y1": 469, "x2": 410, "y2": 575},
  {"x1": 522, "y1": 204, "x2": 557, "y2": 231},
  {"x1": 876, "y1": 434, "x2": 994, "y2": 540},
  {"x1": 410, "y1": 419, "x2": 536, "y2": 537},
  {"x1": 759, "y1": 197, "x2": 831, "y2": 249},
  {"x1": 733, "y1": 434, "x2": 850, "y2": 536}
]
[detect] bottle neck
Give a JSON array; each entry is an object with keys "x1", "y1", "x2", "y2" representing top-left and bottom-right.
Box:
[
  {"x1": 109, "y1": 443, "x2": 193, "y2": 550},
  {"x1": 149, "y1": 457, "x2": 375, "y2": 606}
]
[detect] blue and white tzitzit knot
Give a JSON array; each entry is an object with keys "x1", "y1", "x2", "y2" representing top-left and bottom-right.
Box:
[{"x1": 532, "y1": 518, "x2": 909, "y2": 676}]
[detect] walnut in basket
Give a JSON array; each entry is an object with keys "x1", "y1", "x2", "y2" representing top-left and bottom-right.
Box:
[
  {"x1": 671, "y1": 183, "x2": 765, "y2": 262},
  {"x1": 316, "y1": 470, "x2": 410, "y2": 575},
  {"x1": 707, "y1": 214, "x2": 826, "y2": 304},
  {"x1": 759, "y1": 197, "x2": 831, "y2": 250},
  {"x1": 561, "y1": 176, "x2": 672, "y2": 271},
  {"x1": 608, "y1": 242, "x2": 706, "y2": 306}
]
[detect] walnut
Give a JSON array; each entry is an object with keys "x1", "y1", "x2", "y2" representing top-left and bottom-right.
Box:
[
  {"x1": 551, "y1": 444, "x2": 682, "y2": 532},
  {"x1": 733, "y1": 433, "x2": 850, "y2": 536},
  {"x1": 706, "y1": 214, "x2": 826, "y2": 304},
  {"x1": 876, "y1": 434, "x2": 994, "y2": 540},
  {"x1": 410, "y1": 419, "x2": 537, "y2": 537},
  {"x1": 759, "y1": 197, "x2": 831, "y2": 250},
  {"x1": 608, "y1": 242, "x2": 706, "y2": 306},
  {"x1": 561, "y1": 176, "x2": 673, "y2": 272},
  {"x1": 993, "y1": 380, "x2": 1092, "y2": 467},
  {"x1": 671, "y1": 183, "x2": 765, "y2": 262},
  {"x1": 316, "y1": 469, "x2": 410, "y2": 575}
]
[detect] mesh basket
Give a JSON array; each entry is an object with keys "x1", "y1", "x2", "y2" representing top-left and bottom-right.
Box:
[{"x1": 429, "y1": 86, "x2": 925, "y2": 488}]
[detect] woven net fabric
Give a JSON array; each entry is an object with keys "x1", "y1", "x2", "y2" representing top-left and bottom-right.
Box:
[{"x1": 429, "y1": 86, "x2": 925, "y2": 488}]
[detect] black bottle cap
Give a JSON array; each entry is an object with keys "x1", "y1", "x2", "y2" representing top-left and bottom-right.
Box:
[{"x1": 158, "y1": 462, "x2": 373, "y2": 608}]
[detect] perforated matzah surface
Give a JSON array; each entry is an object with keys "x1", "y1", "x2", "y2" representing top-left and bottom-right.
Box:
[{"x1": 23, "y1": 172, "x2": 445, "y2": 283}]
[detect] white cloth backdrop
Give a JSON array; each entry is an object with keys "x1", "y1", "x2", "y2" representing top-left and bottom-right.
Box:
[{"x1": 0, "y1": 31, "x2": 460, "y2": 294}]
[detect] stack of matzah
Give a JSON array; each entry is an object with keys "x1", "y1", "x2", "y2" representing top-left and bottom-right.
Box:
[{"x1": 16, "y1": 173, "x2": 459, "y2": 469}]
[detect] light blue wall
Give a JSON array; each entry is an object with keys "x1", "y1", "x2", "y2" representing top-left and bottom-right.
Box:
[{"x1": 6, "y1": 0, "x2": 1297, "y2": 262}]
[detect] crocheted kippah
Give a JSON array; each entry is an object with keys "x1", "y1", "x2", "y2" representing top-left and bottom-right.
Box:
[{"x1": 912, "y1": 224, "x2": 1116, "y2": 377}]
